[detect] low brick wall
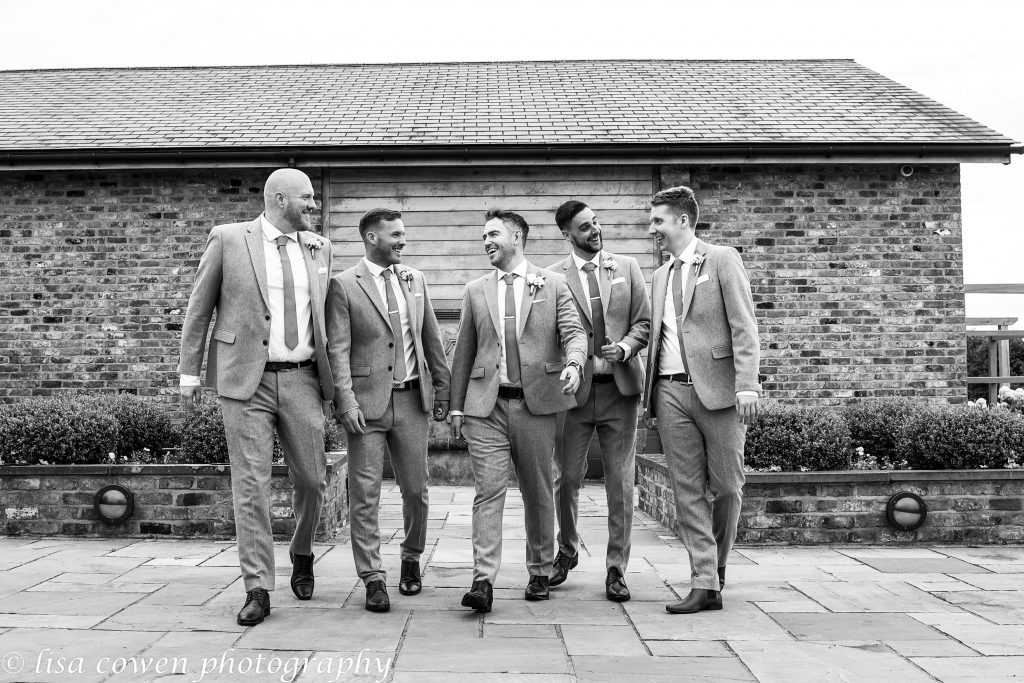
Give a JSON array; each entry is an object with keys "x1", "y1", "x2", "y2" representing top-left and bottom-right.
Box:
[
  {"x1": 0, "y1": 451, "x2": 347, "y2": 541},
  {"x1": 637, "y1": 453, "x2": 1024, "y2": 543}
]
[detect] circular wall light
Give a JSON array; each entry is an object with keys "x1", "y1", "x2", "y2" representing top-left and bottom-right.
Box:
[
  {"x1": 94, "y1": 485, "x2": 134, "y2": 524},
  {"x1": 886, "y1": 492, "x2": 927, "y2": 532}
]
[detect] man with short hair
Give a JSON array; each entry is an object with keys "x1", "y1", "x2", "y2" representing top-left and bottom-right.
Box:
[
  {"x1": 643, "y1": 186, "x2": 760, "y2": 614},
  {"x1": 179, "y1": 168, "x2": 334, "y2": 626},
  {"x1": 549, "y1": 200, "x2": 650, "y2": 601},
  {"x1": 450, "y1": 209, "x2": 587, "y2": 611},
  {"x1": 326, "y1": 208, "x2": 450, "y2": 612}
]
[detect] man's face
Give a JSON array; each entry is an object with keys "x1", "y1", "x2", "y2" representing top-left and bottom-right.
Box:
[
  {"x1": 562, "y1": 206, "x2": 602, "y2": 255},
  {"x1": 483, "y1": 217, "x2": 518, "y2": 271},
  {"x1": 281, "y1": 178, "x2": 317, "y2": 232},
  {"x1": 648, "y1": 204, "x2": 690, "y2": 255},
  {"x1": 369, "y1": 219, "x2": 406, "y2": 266}
]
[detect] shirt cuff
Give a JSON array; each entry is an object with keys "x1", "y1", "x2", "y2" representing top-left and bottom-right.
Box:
[
  {"x1": 449, "y1": 410, "x2": 464, "y2": 417},
  {"x1": 736, "y1": 391, "x2": 759, "y2": 398},
  {"x1": 616, "y1": 342, "x2": 632, "y2": 360},
  {"x1": 179, "y1": 375, "x2": 201, "y2": 387}
]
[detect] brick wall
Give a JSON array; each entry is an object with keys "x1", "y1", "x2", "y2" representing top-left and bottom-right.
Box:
[
  {"x1": 637, "y1": 454, "x2": 1024, "y2": 544},
  {"x1": 0, "y1": 163, "x2": 964, "y2": 405}
]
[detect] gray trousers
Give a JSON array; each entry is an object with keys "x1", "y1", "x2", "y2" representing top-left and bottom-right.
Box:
[
  {"x1": 347, "y1": 387, "x2": 429, "y2": 585},
  {"x1": 554, "y1": 382, "x2": 639, "y2": 572},
  {"x1": 465, "y1": 397, "x2": 557, "y2": 584},
  {"x1": 653, "y1": 380, "x2": 745, "y2": 591},
  {"x1": 221, "y1": 365, "x2": 327, "y2": 592}
]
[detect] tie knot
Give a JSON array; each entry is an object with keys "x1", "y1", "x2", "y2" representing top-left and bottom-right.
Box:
[
  {"x1": 582, "y1": 262, "x2": 597, "y2": 273},
  {"x1": 672, "y1": 258, "x2": 684, "y2": 271},
  {"x1": 502, "y1": 273, "x2": 516, "y2": 285},
  {"x1": 381, "y1": 268, "x2": 392, "y2": 280},
  {"x1": 276, "y1": 235, "x2": 290, "y2": 248}
]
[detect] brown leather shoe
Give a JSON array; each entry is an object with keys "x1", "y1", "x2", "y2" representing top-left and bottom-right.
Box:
[
  {"x1": 549, "y1": 550, "x2": 578, "y2": 587},
  {"x1": 290, "y1": 552, "x2": 314, "y2": 600},
  {"x1": 606, "y1": 567, "x2": 631, "y2": 602},
  {"x1": 237, "y1": 588, "x2": 271, "y2": 626},
  {"x1": 666, "y1": 589, "x2": 722, "y2": 614},
  {"x1": 525, "y1": 575, "x2": 550, "y2": 601},
  {"x1": 718, "y1": 565, "x2": 726, "y2": 591},
  {"x1": 461, "y1": 580, "x2": 493, "y2": 613},
  {"x1": 399, "y1": 560, "x2": 422, "y2": 596},
  {"x1": 365, "y1": 580, "x2": 390, "y2": 612}
]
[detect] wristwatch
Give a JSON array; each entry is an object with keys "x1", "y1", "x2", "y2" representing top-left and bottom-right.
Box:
[{"x1": 566, "y1": 360, "x2": 583, "y2": 375}]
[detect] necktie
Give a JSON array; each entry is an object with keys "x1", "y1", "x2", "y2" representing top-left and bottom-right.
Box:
[
  {"x1": 671, "y1": 259, "x2": 687, "y2": 371},
  {"x1": 502, "y1": 273, "x2": 521, "y2": 385},
  {"x1": 275, "y1": 235, "x2": 298, "y2": 350},
  {"x1": 581, "y1": 262, "x2": 606, "y2": 358},
  {"x1": 381, "y1": 269, "x2": 406, "y2": 382}
]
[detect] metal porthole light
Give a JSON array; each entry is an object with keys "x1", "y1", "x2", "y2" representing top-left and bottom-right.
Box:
[
  {"x1": 886, "y1": 492, "x2": 927, "y2": 532},
  {"x1": 94, "y1": 484, "x2": 134, "y2": 524}
]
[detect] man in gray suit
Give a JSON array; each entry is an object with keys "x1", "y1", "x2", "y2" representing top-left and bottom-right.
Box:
[
  {"x1": 326, "y1": 208, "x2": 450, "y2": 612},
  {"x1": 179, "y1": 168, "x2": 334, "y2": 626},
  {"x1": 450, "y1": 209, "x2": 587, "y2": 611},
  {"x1": 643, "y1": 186, "x2": 760, "y2": 614},
  {"x1": 549, "y1": 200, "x2": 650, "y2": 602}
]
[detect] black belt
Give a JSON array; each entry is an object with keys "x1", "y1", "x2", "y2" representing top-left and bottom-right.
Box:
[
  {"x1": 592, "y1": 374, "x2": 615, "y2": 384},
  {"x1": 392, "y1": 378, "x2": 420, "y2": 392},
  {"x1": 659, "y1": 373, "x2": 693, "y2": 385},
  {"x1": 265, "y1": 359, "x2": 315, "y2": 372},
  {"x1": 497, "y1": 385, "x2": 525, "y2": 400}
]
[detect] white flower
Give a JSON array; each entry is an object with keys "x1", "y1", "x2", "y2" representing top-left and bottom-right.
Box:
[
  {"x1": 397, "y1": 269, "x2": 414, "y2": 291},
  {"x1": 692, "y1": 252, "x2": 706, "y2": 276},
  {"x1": 303, "y1": 237, "x2": 323, "y2": 255},
  {"x1": 601, "y1": 258, "x2": 619, "y2": 279},
  {"x1": 526, "y1": 273, "x2": 546, "y2": 295}
]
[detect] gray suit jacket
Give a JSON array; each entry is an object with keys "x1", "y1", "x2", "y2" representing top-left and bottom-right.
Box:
[
  {"x1": 553, "y1": 251, "x2": 650, "y2": 403},
  {"x1": 643, "y1": 238, "x2": 760, "y2": 414},
  {"x1": 326, "y1": 261, "x2": 451, "y2": 421},
  {"x1": 178, "y1": 218, "x2": 334, "y2": 402},
  {"x1": 450, "y1": 261, "x2": 588, "y2": 418}
]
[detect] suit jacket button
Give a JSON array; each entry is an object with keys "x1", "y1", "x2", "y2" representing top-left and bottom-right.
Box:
[
  {"x1": 388, "y1": 366, "x2": 393, "y2": 371},
  {"x1": 265, "y1": 315, "x2": 271, "y2": 321},
  {"x1": 588, "y1": 332, "x2": 594, "y2": 337},
  {"x1": 388, "y1": 343, "x2": 394, "y2": 348},
  {"x1": 262, "y1": 340, "x2": 268, "y2": 346}
]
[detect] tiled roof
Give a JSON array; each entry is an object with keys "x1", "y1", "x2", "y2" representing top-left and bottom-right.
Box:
[{"x1": 0, "y1": 60, "x2": 1014, "y2": 150}]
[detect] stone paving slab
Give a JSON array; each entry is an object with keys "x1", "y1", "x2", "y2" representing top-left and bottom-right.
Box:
[
  {"x1": 731, "y1": 641, "x2": 938, "y2": 683},
  {"x1": 771, "y1": 613, "x2": 947, "y2": 641},
  {"x1": 911, "y1": 655, "x2": 1024, "y2": 681}
]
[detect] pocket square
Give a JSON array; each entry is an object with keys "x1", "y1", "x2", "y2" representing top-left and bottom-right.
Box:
[
  {"x1": 696, "y1": 274, "x2": 711, "y2": 285},
  {"x1": 532, "y1": 298, "x2": 547, "y2": 304},
  {"x1": 414, "y1": 292, "x2": 423, "y2": 297},
  {"x1": 317, "y1": 267, "x2": 328, "y2": 274},
  {"x1": 611, "y1": 277, "x2": 625, "y2": 285}
]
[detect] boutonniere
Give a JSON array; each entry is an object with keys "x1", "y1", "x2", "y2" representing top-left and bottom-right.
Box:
[
  {"x1": 692, "y1": 252, "x2": 706, "y2": 277},
  {"x1": 601, "y1": 257, "x2": 619, "y2": 280},
  {"x1": 525, "y1": 273, "x2": 545, "y2": 295},
  {"x1": 303, "y1": 237, "x2": 322, "y2": 256},
  {"x1": 397, "y1": 269, "x2": 415, "y2": 292}
]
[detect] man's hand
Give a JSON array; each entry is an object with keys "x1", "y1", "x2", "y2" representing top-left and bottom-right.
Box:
[
  {"x1": 450, "y1": 414, "x2": 465, "y2": 443},
  {"x1": 600, "y1": 337, "x2": 625, "y2": 363},
  {"x1": 179, "y1": 385, "x2": 201, "y2": 411},
  {"x1": 433, "y1": 400, "x2": 450, "y2": 422},
  {"x1": 736, "y1": 394, "x2": 759, "y2": 425},
  {"x1": 339, "y1": 407, "x2": 366, "y2": 435},
  {"x1": 560, "y1": 364, "x2": 582, "y2": 395},
  {"x1": 643, "y1": 410, "x2": 658, "y2": 430}
]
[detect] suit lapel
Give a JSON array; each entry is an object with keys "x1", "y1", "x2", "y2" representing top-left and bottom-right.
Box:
[
  {"x1": 562, "y1": 259, "x2": 592, "y2": 326},
  {"x1": 518, "y1": 265, "x2": 536, "y2": 337},
  {"x1": 596, "y1": 251, "x2": 612, "y2": 321},
  {"x1": 355, "y1": 260, "x2": 389, "y2": 325},
  {"x1": 398, "y1": 267, "x2": 420, "y2": 335},
  {"x1": 652, "y1": 265, "x2": 667, "y2": 336},
  {"x1": 484, "y1": 270, "x2": 501, "y2": 338},
  {"x1": 245, "y1": 218, "x2": 271, "y2": 312},
  {"x1": 680, "y1": 240, "x2": 705, "y2": 323}
]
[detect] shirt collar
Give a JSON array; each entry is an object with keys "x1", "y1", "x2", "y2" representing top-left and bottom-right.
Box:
[
  {"x1": 571, "y1": 250, "x2": 602, "y2": 272},
  {"x1": 260, "y1": 214, "x2": 290, "y2": 243},
  {"x1": 497, "y1": 259, "x2": 529, "y2": 280},
  {"x1": 362, "y1": 257, "x2": 394, "y2": 279},
  {"x1": 673, "y1": 239, "x2": 699, "y2": 265}
]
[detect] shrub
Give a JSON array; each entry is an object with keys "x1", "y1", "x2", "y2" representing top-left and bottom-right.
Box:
[
  {"x1": 0, "y1": 395, "x2": 120, "y2": 465},
  {"x1": 898, "y1": 404, "x2": 1024, "y2": 470},
  {"x1": 173, "y1": 399, "x2": 230, "y2": 465},
  {"x1": 745, "y1": 403, "x2": 851, "y2": 471},
  {"x1": 91, "y1": 393, "x2": 179, "y2": 461},
  {"x1": 844, "y1": 398, "x2": 919, "y2": 468}
]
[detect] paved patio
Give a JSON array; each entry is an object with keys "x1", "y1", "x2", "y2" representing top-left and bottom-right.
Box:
[{"x1": 1, "y1": 485, "x2": 1023, "y2": 682}]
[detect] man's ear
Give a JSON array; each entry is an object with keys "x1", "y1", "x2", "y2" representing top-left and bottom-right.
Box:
[{"x1": 560, "y1": 229, "x2": 569, "y2": 241}]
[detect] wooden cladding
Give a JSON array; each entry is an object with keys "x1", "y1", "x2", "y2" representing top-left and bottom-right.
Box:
[{"x1": 327, "y1": 166, "x2": 658, "y2": 311}]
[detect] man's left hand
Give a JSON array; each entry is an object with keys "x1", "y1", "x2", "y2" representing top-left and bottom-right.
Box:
[
  {"x1": 600, "y1": 337, "x2": 625, "y2": 363},
  {"x1": 433, "y1": 400, "x2": 450, "y2": 422},
  {"x1": 560, "y1": 364, "x2": 581, "y2": 394},
  {"x1": 736, "y1": 394, "x2": 759, "y2": 425}
]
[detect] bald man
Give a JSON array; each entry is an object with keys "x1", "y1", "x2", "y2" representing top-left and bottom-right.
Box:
[{"x1": 179, "y1": 168, "x2": 335, "y2": 626}]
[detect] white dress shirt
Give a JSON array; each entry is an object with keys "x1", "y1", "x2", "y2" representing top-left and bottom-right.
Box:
[
  {"x1": 180, "y1": 214, "x2": 313, "y2": 387},
  {"x1": 362, "y1": 258, "x2": 418, "y2": 382},
  {"x1": 497, "y1": 259, "x2": 529, "y2": 385},
  {"x1": 570, "y1": 251, "x2": 632, "y2": 374}
]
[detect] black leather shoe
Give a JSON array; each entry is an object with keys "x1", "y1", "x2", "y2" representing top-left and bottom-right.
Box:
[
  {"x1": 237, "y1": 588, "x2": 270, "y2": 626},
  {"x1": 666, "y1": 589, "x2": 723, "y2": 614},
  {"x1": 525, "y1": 575, "x2": 550, "y2": 601},
  {"x1": 549, "y1": 550, "x2": 578, "y2": 587},
  {"x1": 290, "y1": 552, "x2": 314, "y2": 600},
  {"x1": 461, "y1": 580, "x2": 493, "y2": 613},
  {"x1": 718, "y1": 565, "x2": 726, "y2": 591},
  {"x1": 399, "y1": 560, "x2": 422, "y2": 596},
  {"x1": 365, "y1": 580, "x2": 390, "y2": 612},
  {"x1": 606, "y1": 567, "x2": 631, "y2": 602}
]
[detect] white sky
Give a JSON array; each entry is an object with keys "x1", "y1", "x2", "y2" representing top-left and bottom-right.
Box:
[{"x1": 3, "y1": 0, "x2": 1022, "y2": 326}]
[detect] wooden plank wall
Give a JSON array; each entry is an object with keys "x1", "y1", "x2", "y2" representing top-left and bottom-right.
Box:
[{"x1": 327, "y1": 166, "x2": 658, "y2": 312}]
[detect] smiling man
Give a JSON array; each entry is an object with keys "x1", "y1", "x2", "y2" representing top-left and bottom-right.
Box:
[
  {"x1": 450, "y1": 209, "x2": 587, "y2": 611},
  {"x1": 326, "y1": 208, "x2": 450, "y2": 612},
  {"x1": 643, "y1": 186, "x2": 760, "y2": 615},
  {"x1": 179, "y1": 168, "x2": 334, "y2": 626}
]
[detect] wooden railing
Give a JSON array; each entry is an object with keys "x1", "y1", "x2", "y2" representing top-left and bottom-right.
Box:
[{"x1": 965, "y1": 284, "x2": 1024, "y2": 403}]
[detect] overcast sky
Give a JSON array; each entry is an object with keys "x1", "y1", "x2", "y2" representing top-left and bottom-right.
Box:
[{"x1": 3, "y1": 0, "x2": 1022, "y2": 326}]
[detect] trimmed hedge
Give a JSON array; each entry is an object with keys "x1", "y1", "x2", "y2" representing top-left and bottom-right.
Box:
[
  {"x1": 898, "y1": 404, "x2": 1024, "y2": 470},
  {"x1": 745, "y1": 403, "x2": 851, "y2": 471},
  {"x1": 0, "y1": 395, "x2": 120, "y2": 465}
]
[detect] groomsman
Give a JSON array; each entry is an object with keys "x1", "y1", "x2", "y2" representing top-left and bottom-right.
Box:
[
  {"x1": 450, "y1": 209, "x2": 587, "y2": 612},
  {"x1": 550, "y1": 200, "x2": 650, "y2": 601},
  {"x1": 643, "y1": 186, "x2": 760, "y2": 614},
  {"x1": 179, "y1": 168, "x2": 333, "y2": 626},
  {"x1": 326, "y1": 208, "x2": 450, "y2": 612}
]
